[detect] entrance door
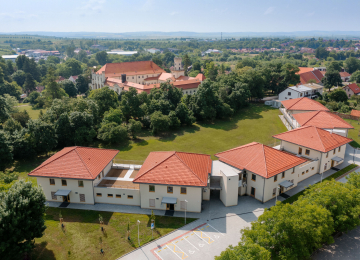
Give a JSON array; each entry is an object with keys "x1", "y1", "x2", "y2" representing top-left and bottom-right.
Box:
[
  {"x1": 63, "y1": 195, "x2": 70, "y2": 202},
  {"x1": 166, "y1": 204, "x2": 174, "y2": 210},
  {"x1": 331, "y1": 160, "x2": 335, "y2": 168}
]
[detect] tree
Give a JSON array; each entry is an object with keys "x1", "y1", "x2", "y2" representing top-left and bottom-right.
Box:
[
  {"x1": 150, "y1": 111, "x2": 170, "y2": 135},
  {"x1": 0, "y1": 81, "x2": 22, "y2": 99},
  {"x1": 102, "y1": 108, "x2": 124, "y2": 125},
  {"x1": 65, "y1": 58, "x2": 83, "y2": 76},
  {"x1": 11, "y1": 70, "x2": 26, "y2": 87},
  {"x1": 0, "y1": 180, "x2": 47, "y2": 258},
  {"x1": 10, "y1": 130, "x2": 36, "y2": 160},
  {"x1": 23, "y1": 73, "x2": 36, "y2": 94},
  {"x1": 321, "y1": 69, "x2": 343, "y2": 91},
  {"x1": 27, "y1": 91, "x2": 40, "y2": 105},
  {"x1": 97, "y1": 122, "x2": 128, "y2": 143},
  {"x1": 0, "y1": 95, "x2": 10, "y2": 124},
  {"x1": 74, "y1": 126, "x2": 97, "y2": 146},
  {"x1": 43, "y1": 67, "x2": 68, "y2": 100},
  {"x1": 350, "y1": 70, "x2": 360, "y2": 83},
  {"x1": 11, "y1": 110, "x2": 30, "y2": 127},
  {"x1": 204, "y1": 61, "x2": 218, "y2": 81},
  {"x1": 344, "y1": 57, "x2": 360, "y2": 74},
  {"x1": 89, "y1": 87, "x2": 119, "y2": 117},
  {"x1": 96, "y1": 51, "x2": 108, "y2": 66},
  {"x1": 127, "y1": 119, "x2": 142, "y2": 139},
  {"x1": 168, "y1": 111, "x2": 181, "y2": 128},
  {"x1": 5, "y1": 60, "x2": 14, "y2": 75},
  {"x1": 61, "y1": 80, "x2": 78, "y2": 98},
  {"x1": 327, "y1": 61, "x2": 342, "y2": 72},
  {"x1": 15, "y1": 55, "x2": 27, "y2": 70},
  {"x1": 3, "y1": 118, "x2": 22, "y2": 134},
  {"x1": 328, "y1": 88, "x2": 348, "y2": 102},
  {"x1": 182, "y1": 54, "x2": 191, "y2": 76},
  {"x1": 0, "y1": 131, "x2": 13, "y2": 170},
  {"x1": 76, "y1": 74, "x2": 89, "y2": 94},
  {"x1": 346, "y1": 171, "x2": 360, "y2": 189},
  {"x1": 215, "y1": 240, "x2": 271, "y2": 260},
  {"x1": 175, "y1": 102, "x2": 195, "y2": 125},
  {"x1": 55, "y1": 113, "x2": 74, "y2": 147},
  {"x1": 46, "y1": 56, "x2": 60, "y2": 64},
  {"x1": 240, "y1": 68, "x2": 265, "y2": 100},
  {"x1": 23, "y1": 57, "x2": 41, "y2": 82},
  {"x1": 120, "y1": 87, "x2": 144, "y2": 121},
  {"x1": 315, "y1": 47, "x2": 329, "y2": 59},
  {"x1": 27, "y1": 119, "x2": 57, "y2": 155}
]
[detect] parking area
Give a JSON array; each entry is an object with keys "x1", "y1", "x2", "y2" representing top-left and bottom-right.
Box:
[{"x1": 152, "y1": 223, "x2": 225, "y2": 260}]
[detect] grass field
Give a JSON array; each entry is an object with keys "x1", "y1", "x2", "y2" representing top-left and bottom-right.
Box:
[
  {"x1": 345, "y1": 118, "x2": 360, "y2": 148},
  {"x1": 31, "y1": 208, "x2": 196, "y2": 260},
  {"x1": 17, "y1": 104, "x2": 44, "y2": 119},
  {"x1": 101, "y1": 104, "x2": 287, "y2": 162}
]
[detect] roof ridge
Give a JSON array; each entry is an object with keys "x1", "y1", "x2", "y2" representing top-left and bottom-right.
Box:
[
  {"x1": 215, "y1": 142, "x2": 259, "y2": 156},
  {"x1": 288, "y1": 97, "x2": 304, "y2": 109},
  {"x1": 262, "y1": 144, "x2": 269, "y2": 178},
  {"x1": 303, "y1": 110, "x2": 321, "y2": 125},
  {"x1": 30, "y1": 147, "x2": 77, "y2": 173},
  {"x1": 74, "y1": 148, "x2": 94, "y2": 178},
  {"x1": 315, "y1": 127, "x2": 327, "y2": 152},
  {"x1": 133, "y1": 152, "x2": 174, "y2": 181},
  {"x1": 175, "y1": 152, "x2": 207, "y2": 186},
  {"x1": 312, "y1": 71, "x2": 320, "y2": 81}
]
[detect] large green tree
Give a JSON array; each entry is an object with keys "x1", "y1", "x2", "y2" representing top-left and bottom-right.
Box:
[
  {"x1": 61, "y1": 79, "x2": 78, "y2": 98},
  {"x1": 23, "y1": 73, "x2": 36, "y2": 94},
  {"x1": 120, "y1": 87, "x2": 143, "y2": 121},
  {"x1": 344, "y1": 57, "x2": 360, "y2": 74},
  {"x1": 321, "y1": 69, "x2": 343, "y2": 91},
  {"x1": 0, "y1": 131, "x2": 13, "y2": 170},
  {"x1": 11, "y1": 70, "x2": 26, "y2": 87},
  {"x1": 97, "y1": 122, "x2": 128, "y2": 143},
  {"x1": 27, "y1": 119, "x2": 57, "y2": 155},
  {"x1": 95, "y1": 51, "x2": 108, "y2": 66},
  {"x1": 89, "y1": 87, "x2": 119, "y2": 117},
  {"x1": 350, "y1": 70, "x2": 360, "y2": 83},
  {"x1": 0, "y1": 180, "x2": 47, "y2": 258},
  {"x1": 76, "y1": 74, "x2": 89, "y2": 94}
]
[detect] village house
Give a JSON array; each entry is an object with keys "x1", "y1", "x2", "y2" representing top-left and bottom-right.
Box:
[
  {"x1": 343, "y1": 83, "x2": 360, "y2": 98},
  {"x1": 278, "y1": 83, "x2": 324, "y2": 101},
  {"x1": 297, "y1": 67, "x2": 324, "y2": 85},
  {"x1": 340, "y1": 71, "x2": 351, "y2": 82}
]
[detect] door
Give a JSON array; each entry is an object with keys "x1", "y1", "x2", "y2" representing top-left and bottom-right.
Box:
[
  {"x1": 298, "y1": 147, "x2": 302, "y2": 155},
  {"x1": 63, "y1": 195, "x2": 70, "y2": 202},
  {"x1": 166, "y1": 204, "x2": 174, "y2": 210},
  {"x1": 331, "y1": 160, "x2": 335, "y2": 168}
]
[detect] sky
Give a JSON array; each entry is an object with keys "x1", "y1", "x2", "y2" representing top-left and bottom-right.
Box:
[{"x1": 1, "y1": 0, "x2": 360, "y2": 33}]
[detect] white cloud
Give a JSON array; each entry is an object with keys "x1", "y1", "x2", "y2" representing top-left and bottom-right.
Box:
[{"x1": 264, "y1": 7, "x2": 275, "y2": 15}]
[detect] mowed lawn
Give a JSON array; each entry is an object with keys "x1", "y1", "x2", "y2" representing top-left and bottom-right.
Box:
[
  {"x1": 345, "y1": 118, "x2": 360, "y2": 148},
  {"x1": 103, "y1": 104, "x2": 287, "y2": 161},
  {"x1": 31, "y1": 208, "x2": 196, "y2": 260},
  {"x1": 17, "y1": 104, "x2": 44, "y2": 119}
]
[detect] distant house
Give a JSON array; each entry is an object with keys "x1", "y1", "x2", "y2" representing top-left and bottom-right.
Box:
[
  {"x1": 343, "y1": 83, "x2": 360, "y2": 98},
  {"x1": 278, "y1": 83, "x2": 324, "y2": 101},
  {"x1": 297, "y1": 68, "x2": 324, "y2": 85},
  {"x1": 36, "y1": 86, "x2": 45, "y2": 93},
  {"x1": 69, "y1": 76, "x2": 78, "y2": 84},
  {"x1": 351, "y1": 109, "x2": 360, "y2": 118},
  {"x1": 107, "y1": 51, "x2": 138, "y2": 56},
  {"x1": 145, "y1": 48, "x2": 160, "y2": 54},
  {"x1": 55, "y1": 76, "x2": 66, "y2": 83},
  {"x1": 340, "y1": 71, "x2": 351, "y2": 82},
  {"x1": 2, "y1": 54, "x2": 19, "y2": 62}
]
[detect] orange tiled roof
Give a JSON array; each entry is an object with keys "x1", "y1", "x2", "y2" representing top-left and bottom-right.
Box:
[
  {"x1": 297, "y1": 67, "x2": 314, "y2": 74},
  {"x1": 282, "y1": 97, "x2": 329, "y2": 111},
  {"x1": 273, "y1": 126, "x2": 352, "y2": 153},
  {"x1": 340, "y1": 71, "x2": 351, "y2": 77},
  {"x1": 133, "y1": 151, "x2": 212, "y2": 187},
  {"x1": 346, "y1": 83, "x2": 360, "y2": 94},
  {"x1": 96, "y1": 61, "x2": 165, "y2": 77},
  {"x1": 299, "y1": 70, "x2": 324, "y2": 84},
  {"x1": 351, "y1": 109, "x2": 360, "y2": 117},
  {"x1": 293, "y1": 111, "x2": 354, "y2": 129},
  {"x1": 195, "y1": 73, "x2": 206, "y2": 81},
  {"x1": 158, "y1": 73, "x2": 175, "y2": 82},
  {"x1": 28, "y1": 147, "x2": 119, "y2": 180},
  {"x1": 215, "y1": 142, "x2": 307, "y2": 178}
]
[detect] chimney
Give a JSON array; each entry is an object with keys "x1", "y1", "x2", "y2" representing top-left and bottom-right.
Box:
[{"x1": 121, "y1": 74, "x2": 126, "y2": 83}]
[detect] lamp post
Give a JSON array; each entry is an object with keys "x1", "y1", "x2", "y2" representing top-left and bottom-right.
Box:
[
  {"x1": 137, "y1": 220, "x2": 140, "y2": 247},
  {"x1": 184, "y1": 200, "x2": 188, "y2": 224}
]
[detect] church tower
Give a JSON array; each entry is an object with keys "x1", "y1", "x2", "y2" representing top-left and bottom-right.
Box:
[{"x1": 171, "y1": 57, "x2": 185, "y2": 78}]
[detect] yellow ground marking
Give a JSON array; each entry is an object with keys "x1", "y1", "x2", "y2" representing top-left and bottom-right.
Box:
[
  {"x1": 158, "y1": 250, "x2": 161, "y2": 253},
  {"x1": 185, "y1": 236, "x2": 189, "y2": 238},
  {"x1": 193, "y1": 230, "x2": 214, "y2": 244},
  {"x1": 175, "y1": 241, "x2": 179, "y2": 243},
  {"x1": 206, "y1": 225, "x2": 209, "y2": 228},
  {"x1": 167, "y1": 243, "x2": 188, "y2": 259}
]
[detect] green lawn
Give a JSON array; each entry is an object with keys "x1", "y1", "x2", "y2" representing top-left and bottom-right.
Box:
[
  {"x1": 31, "y1": 208, "x2": 196, "y2": 260},
  {"x1": 17, "y1": 104, "x2": 44, "y2": 119},
  {"x1": 102, "y1": 104, "x2": 286, "y2": 162},
  {"x1": 345, "y1": 118, "x2": 360, "y2": 148}
]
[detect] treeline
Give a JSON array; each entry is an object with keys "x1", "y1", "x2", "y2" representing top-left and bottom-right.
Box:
[{"x1": 216, "y1": 172, "x2": 360, "y2": 260}]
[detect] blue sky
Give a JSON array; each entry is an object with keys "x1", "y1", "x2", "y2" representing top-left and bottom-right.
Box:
[{"x1": 1, "y1": 0, "x2": 360, "y2": 33}]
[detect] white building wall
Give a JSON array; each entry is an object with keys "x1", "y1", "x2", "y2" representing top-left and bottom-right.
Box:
[
  {"x1": 246, "y1": 171, "x2": 266, "y2": 202},
  {"x1": 219, "y1": 173, "x2": 238, "y2": 206},
  {"x1": 263, "y1": 167, "x2": 297, "y2": 202},
  {"x1": 139, "y1": 184, "x2": 202, "y2": 213},
  {"x1": 94, "y1": 187, "x2": 140, "y2": 206},
  {"x1": 279, "y1": 89, "x2": 302, "y2": 101},
  {"x1": 37, "y1": 177, "x2": 95, "y2": 204}
]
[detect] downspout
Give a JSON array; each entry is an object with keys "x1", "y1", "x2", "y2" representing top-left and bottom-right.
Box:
[
  {"x1": 92, "y1": 179, "x2": 95, "y2": 205},
  {"x1": 262, "y1": 177, "x2": 266, "y2": 203}
]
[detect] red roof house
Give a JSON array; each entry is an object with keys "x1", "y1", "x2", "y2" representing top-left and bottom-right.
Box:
[
  {"x1": 281, "y1": 97, "x2": 329, "y2": 112},
  {"x1": 292, "y1": 111, "x2": 354, "y2": 130},
  {"x1": 28, "y1": 147, "x2": 119, "y2": 180},
  {"x1": 133, "y1": 151, "x2": 212, "y2": 187},
  {"x1": 215, "y1": 142, "x2": 307, "y2": 179}
]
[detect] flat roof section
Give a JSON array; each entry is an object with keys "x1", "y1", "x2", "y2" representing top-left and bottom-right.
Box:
[
  {"x1": 105, "y1": 168, "x2": 129, "y2": 178},
  {"x1": 97, "y1": 179, "x2": 140, "y2": 190},
  {"x1": 211, "y1": 160, "x2": 240, "y2": 177}
]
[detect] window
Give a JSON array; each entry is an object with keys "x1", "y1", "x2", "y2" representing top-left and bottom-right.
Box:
[
  {"x1": 292, "y1": 167, "x2": 295, "y2": 174},
  {"x1": 98, "y1": 175, "x2": 100, "y2": 179},
  {"x1": 49, "y1": 179, "x2": 55, "y2": 185},
  {"x1": 311, "y1": 167, "x2": 314, "y2": 170},
  {"x1": 180, "y1": 201, "x2": 187, "y2": 210},
  {"x1": 128, "y1": 195, "x2": 133, "y2": 199},
  {"x1": 61, "y1": 179, "x2": 67, "y2": 186},
  {"x1": 167, "y1": 186, "x2": 173, "y2": 193},
  {"x1": 338, "y1": 147, "x2": 341, "y2": 152},
  {"x1": 78, "y1": 180, "x2": 84, "y2": 187},
  {"x1": 274, "y1": 175, "x2": 277, "y2": 182},
  {"x1": 324, "y1": 163, "x2": 327, "y2": 170},
  {"x1": 298, "y1": 147, "x2": 302, "y2": 155},
  {"x1": 326, "y1": 152, "x2": 329, "y2": 158},
  {"x1": 132, "y1": 77, "x2": 134, "y2": 79},
  {"x1": 51, "y1": 192, "x2": 57, "y2": 200},
  {"x1": 116, "y1": 194, "x2": 121, "y2": 198},
  {"x1": 79, "y1": 194, "x2": 85, "y2": 202},
  {"x1": 305, "y1": 149, "x2": 310, "y2": 156},
  {"x1": 149, "y1": 199, "x2": 155, "y2": 207},
  {"x1": 251, "y1": 187, "x2": 256, "y2": 196},
  {"x1": 107, "y1": 194, "x2": 113, "y2": 197},
  {"x1": 251, "y1": 174, "x2": 256, "y2": 181},
  {"x1": 300, "y1": 93, "x2": 303, "y2": 97},
  {"x1": 288, "y1": 92, "x2": 291, "y2": 96},
  {"x1": 306, "y1": 170, "x2": 309, "y2": 173},
  {"x1": 149, "y1": 185, "x2": 155, "y2": 192},
  {"x1": 290, "y1": 179, "x2": 294, "y2": 183},
  {"x1": 138, "y1": 76, "x2": 140, "y2": 78},
  {"x1": 302, "y1": 171, "x2": 305, "y2": 175},
  {"x1": 96, "y1": 193, "x2": 102, "y2": 197},
  {"x1": 181, "y1": 187, "x2": 187, "y2": 194},
  {"x1": 272, "y1": 188, "x2": 276, "y2": 196},
  {"x1": 333, "y1": 149, "x2": 336, "y2": 154},
  {"x1": 281, "y1": 172, "x2": 285, "y2": 179}
]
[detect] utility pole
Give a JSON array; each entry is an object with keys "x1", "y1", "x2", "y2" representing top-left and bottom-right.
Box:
[
  {"x1": 137, "y1": 220, "x2": 140, "y2": 247},
  {"x1": 185, "y1": 200, "x2": 188, "y2": 224}
]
